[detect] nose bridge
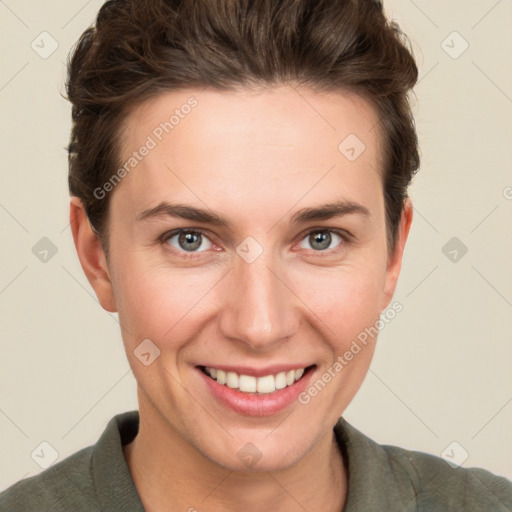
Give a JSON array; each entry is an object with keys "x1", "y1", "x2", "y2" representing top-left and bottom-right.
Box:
[{"x1": 218, "y1": 248, "x2": 298, "y2": 349}]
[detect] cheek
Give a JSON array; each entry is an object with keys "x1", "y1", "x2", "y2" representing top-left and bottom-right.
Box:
[
  {"x1": 292, "y1": 267, "x2": 384, "y2": 415},
  {"x1": 111, "y1": 256, "x2": 221, "y2": 345},
  {"x1": 289, "y1": 258, "x2": 386, "y2": 341}
]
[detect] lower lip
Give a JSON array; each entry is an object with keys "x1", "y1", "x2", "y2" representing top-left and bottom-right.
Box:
[{"x1": 196, "y1": 366, "x2": 316, "y2": 416}]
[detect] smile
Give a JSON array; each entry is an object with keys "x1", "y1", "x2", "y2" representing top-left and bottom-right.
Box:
[{"x1": 200, "y1": 365, "x2": 313, "y2": 395}]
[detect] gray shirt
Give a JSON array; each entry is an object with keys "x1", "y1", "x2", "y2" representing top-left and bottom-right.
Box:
[{"x1": 1, "y1": 410, "x2": 511, "y2": 511}]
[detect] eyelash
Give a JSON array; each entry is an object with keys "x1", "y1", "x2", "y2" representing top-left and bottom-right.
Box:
[{"x1": 160, "y1": 227, "x2": 351, "y2": 258}]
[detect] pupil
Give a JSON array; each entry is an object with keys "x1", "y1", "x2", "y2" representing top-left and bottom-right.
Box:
[
  {"x1": 179, "y1": 232, "x2": 202, "y2": 251},
  {"x1": 311, "y1": 231, "x2": 330, "y2": 250}
]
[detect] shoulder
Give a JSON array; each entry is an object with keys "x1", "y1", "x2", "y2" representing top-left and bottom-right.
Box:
[
  {"x1": 385, "y1": 442, "x2": 512, "y2": 511},
  {"x1": 335, "y1": 418, "x2": 512, "y2": 511},
  {"x1": 0, "y1": 410, "x2": 141, "y2": 512},
  {"x1": 0, "y1": 446, "x2": 100, "y2": 512}
]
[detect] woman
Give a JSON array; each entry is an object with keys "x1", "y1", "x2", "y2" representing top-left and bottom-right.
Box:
[{"x1": 1, "y1": 0, "x2": 511, "y2": 510}]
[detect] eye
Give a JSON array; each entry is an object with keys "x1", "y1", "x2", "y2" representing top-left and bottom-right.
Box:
[
  {"x1": 165, "y1": 229, "x2": 213, "y2": 253},
  {"x1": 298, "y1": 229, "x2": 345, "y2": 252}
]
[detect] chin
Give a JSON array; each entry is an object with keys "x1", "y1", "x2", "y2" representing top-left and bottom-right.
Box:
[{"x1": 196, "y1": 428, "x2": 316, "y2": 474}]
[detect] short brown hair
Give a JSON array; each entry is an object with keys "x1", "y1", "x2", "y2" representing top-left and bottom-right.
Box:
[{"x1": 66, "y1": 0, "x2": 420, "y2": 253}]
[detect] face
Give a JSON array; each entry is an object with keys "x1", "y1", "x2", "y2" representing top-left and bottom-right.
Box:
[{"x1": 87, "y1": 85, "x2": 409, "y2": 472}]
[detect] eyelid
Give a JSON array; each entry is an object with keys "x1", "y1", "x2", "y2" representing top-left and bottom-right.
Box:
[
  {"x1": 299, "y1": 226, "x2": 352, "y2": 241},
  {"x1": 161, "y1": 227, "x2": 203, "y2": 240}
]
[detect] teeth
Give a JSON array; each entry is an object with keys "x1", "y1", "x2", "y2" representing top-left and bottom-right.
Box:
[
  {"x1": 226, "y1": 371, "x2": 239, "y2": 389},
  {"x1": 203, "y1": 366, "x2": 308, "y2": 394},
  {"x1": 217, "y1": 369, "x2": 226, "y2": 385},
  {"x1": 256, "y1": 375, "x2": 275, "y2": 394},
  {"x1": 275, "y1": 372, "x2": 287, "y2": 390},
  {"x1": 239, "y1": 375, "x2": 257, "y2": 392}
]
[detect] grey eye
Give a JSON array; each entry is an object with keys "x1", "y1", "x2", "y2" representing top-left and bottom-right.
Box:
[
  {"x1": 167, "y1": 231, "x2": 212, "y2": 252},
  {"x1": 299, "y1": 231, "x2": 343, "y2": 251}
]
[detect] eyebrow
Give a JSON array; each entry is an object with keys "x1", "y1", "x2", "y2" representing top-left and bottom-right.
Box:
[
  {"x1": 136, "y1": 200, "x2": 370, "y2": 227},
  {"x1": 136, "y1": 203, "x2": 229, "y2": 226},
  {"x1": 290, "y1": 201, "x2": 370, "y2": 225}
]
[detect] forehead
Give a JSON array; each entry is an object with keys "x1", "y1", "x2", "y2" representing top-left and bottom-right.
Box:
[{"x1": 113, "y1": 86, "x2": 384, "y2": 222}]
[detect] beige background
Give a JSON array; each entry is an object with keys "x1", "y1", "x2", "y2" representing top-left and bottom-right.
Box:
[{"x1": 1, "y1": 0, "x2": 511, "y2": 489}]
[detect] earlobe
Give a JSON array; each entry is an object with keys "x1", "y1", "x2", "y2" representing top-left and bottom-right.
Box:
[
  {"x1": 69, "y1": 197, "x2": 117, "y2": 312},
  {"x1": 381, "y1": 198, "x2": 414, "y2": 311}
]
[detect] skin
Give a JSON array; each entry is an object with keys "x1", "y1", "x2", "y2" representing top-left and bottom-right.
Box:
[{"x1": 70, "y1": 85, "x2": 413, "y2": 512}]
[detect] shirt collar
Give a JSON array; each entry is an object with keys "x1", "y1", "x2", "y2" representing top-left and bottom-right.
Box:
[
  {"x1": 92, "y1": 410, "x2": 145, "y2": 511},
  {"x1": 335, "y1": 417, "x2": 417, "y2": 511},
  {"x1": 91, "y1": 410, "x2": 417, "y2": 511}
]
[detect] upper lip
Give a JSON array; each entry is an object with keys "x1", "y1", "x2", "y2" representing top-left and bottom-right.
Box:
[{"x1": 198, "y1": 364, "x2": 315, "y2": 377}]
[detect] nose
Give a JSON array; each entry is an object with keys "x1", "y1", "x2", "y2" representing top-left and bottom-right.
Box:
[{"x1": 217, "y1": 249, "x2": 300, "y2": 351}]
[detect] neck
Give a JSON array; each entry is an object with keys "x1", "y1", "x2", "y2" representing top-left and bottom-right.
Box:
[{"x1": 124, "y1": 395, "x2": 347, "y2": 512}]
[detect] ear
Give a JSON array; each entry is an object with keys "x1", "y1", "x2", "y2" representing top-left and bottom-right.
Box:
[
  {"x1": 69, "y1": 197, "x2": 117, "y2": 312},
  {"x1": 380, "y1": 198, "x2": 413, "y2": 311}
]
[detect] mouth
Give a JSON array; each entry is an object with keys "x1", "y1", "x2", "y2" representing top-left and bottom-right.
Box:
[{"x1": 198, "y1": 364, "x2": 316, "y2": 395}]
